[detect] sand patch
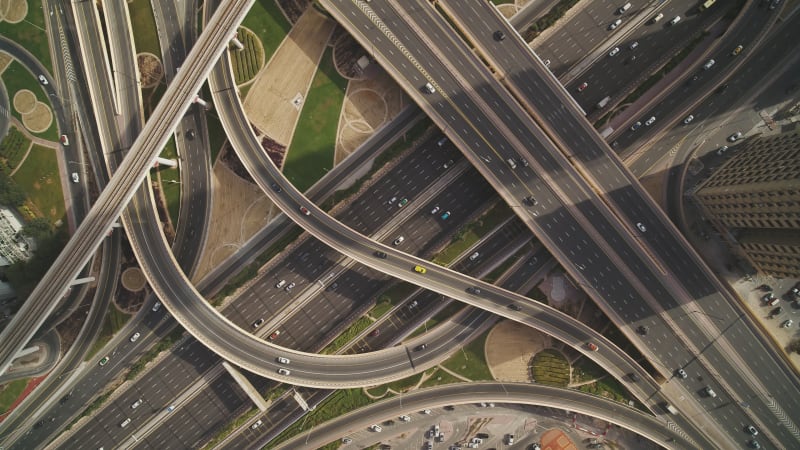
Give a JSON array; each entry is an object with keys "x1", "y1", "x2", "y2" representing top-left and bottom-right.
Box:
[
  {"x1": 12, "y1": 89, "x2": 36, "y2": 114},
  {"x1": 242, "y1": 8, "x2": 336, "y2": 147},
  {"x1": 22, "y1": 101, "x2": 52, "y2": 133},
  {"x1": 0, "y1": 52, "x2": 13, "y2": 72},
  {"x1": 485, "y1": 320, "x2": 551, "y2": 382},
  {"x1": 0, "y1": 0, "x2": 28, "y2": 23}
]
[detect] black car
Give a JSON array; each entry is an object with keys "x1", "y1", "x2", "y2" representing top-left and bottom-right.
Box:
[
  {"x1": 507, "y1": 304, "x2": 521, "y2": 311},
  {"x1": 415, "y1": 343, "x2": 427, "y2": 351},
  {"x1": 374, "y1": 251, "x2": 387, "y2": 259},
  {"x1": 270, "y1": 182, "x2": 282, "y2": 193},
  {"x1": 186, "y1": 129, "x2": 195, "y2": 140},
  {"x1": 494, "y1": 30, "x2": 505, "y2": 41},
  {"x1": 467, "y1": 287, "x2": 481, "y2": 295}
]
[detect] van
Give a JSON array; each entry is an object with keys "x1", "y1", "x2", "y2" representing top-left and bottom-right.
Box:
[
  {"x1": 507, "y1": 158, "x2": 517, "y2": 169},
  {"x1": 703, "y1": 59, "x2": 715, "y2": 70},
  {"x1": 618, "y1": 3, "x2": 631, "y2": 14},
  {"x1": 651, "y1": 13, "x2": 664, "y2": 23}
]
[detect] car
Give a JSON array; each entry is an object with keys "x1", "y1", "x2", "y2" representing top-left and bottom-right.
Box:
[
  {"x1": 523, "y1": 196, "x2": 538, "y2": 206},
  {"x1": 716, "y1": 145, "x2": 729, "y2": 155},
  {"x1": 543, "y1": 59, "x2": 551, "y2": 67},
  {"x1": 770, "y1": 306, "x2": 783, "y2": 317},
  {"x1": 375, "y1": 251, "x2": 388, "y2": 259},
  {"x1": 60, "y1": 134, "x2": 70, "y2": 146},
  {"x1": 409, "y1": 300, "x2": 418, "y2": 308},
  {"x1": 728, "y1": 131, "x2": 743, "y2": 142},
  {"x1": 131, "y1": 399, "x2": 143, "y2": 409},
  {"x1": 120, "y1": 418, "x2": 131, "y2": 428},
  {"x1": 270, "y1": 182, "x2": 282, "y2": 193},
  {"x1": 399, "y1": 414, "x2": 411, "y2": 422},
  {"x1": 586, "y1": 342, "x2": 599, "y2": 351},
  {"x1": 493, "y1": 30, "x2": 505, "y2": 41},
  {"x1": 424, "y1": 83, "x2": 436, "y2": 94},
  {"x1": 669, "y1": 16, "x2": 681, "y2": 25},
  {"x1": 527, "y1": 256, "x2": 538, "y2": 265},
  {"x1": 422, "y1": 409, "x2": 432, "y2": 414},
  {"x1": 762, "y1": 292, "x2": 775, "y2": 302},
  {"x1": 299, "y1": 206, "x2": 311, "y2": 216},
  {"x1": 166, "y1": 404, "x2": 175, "y2": 412},
  {"x1": 130, "y1": 332, "x2": 141, "y2": 342},
  {"x1": 636, "y1": 222, "x2": 646, "y2": 232},
  {"x1": 732, "y1": 45, "x2": 744, "y2": 56},
  {"x1": 629, "y1": 41, "x2": 639, "y2": 50},
  {"x1": 393, "y1": 236, "x2": 405, "y2": 245},
  {"x1": 269, "y1": 330, "x2": 281, "y2": 340},
  {"x1": 275, "y1": 279, "x2": 286, "y2": 289},
  {"x1": 277, "y1": 368, "x2": 291, "y2": 376},
  {"x1": 781, "y1": 319, "x2": 794, "y2": 328},
  {"x1": 750, "y1": 440, "x2": 761, "y2": 449},
  {"x1": 705, "y1": 386, "x2": 717, "y2": 398},
  {"x1": 397, "y1": 198, "x2": 409, "y2": 208},
  {"x1": 71, "y1": 172, "x2": 79, "y2": 183},
  {"x1": 703, "y1": 59, "x2": 716, "y2": 70},
  {"x1": 431, "y1": 206, "x2": 441, "y2": 214},
  {"x1": 530, "y1": 444, "x2": 542, "y2": 450},
  {"x1": 476, "y1": 432, "x2": 490, "y2": 439},
  {"x1": 608, "y1": 47, "x2": 620, "y2": 57},
  {"x1": 370, "y1": 424, "x2": 383, "y2": 432},
  {"x1": 437, "y1": 137, "x2": 449, "y2": 147},
  {"x1": 277, "y1": 356, "x2": 290, "y2": 364},
  {"x1": 414, "y1": 265, "x2": 427, "y2": 274},
  {"x1": 99, "y1": 356, "x2": 110, "y2": 366},
  {"x1": 677, "y1": 368, "x2": 688, "y2": 379},
  {"x1": 285, "y1": 282, "x2": 296, "y2": 292},
  {"x1": 629, "y1": 372, "x2": 640, "y2": 382},
  {"x1": 341, "y1": 438, "x2": 353, "y2": 444},
  {"x1": 186, "y1": 129, "x2": 195, "y2": 140},
  {"x1": 441, "y1": 211, "x2": 451, "y2": 220},
  {"x1": 770, "y1": 0, "x2": 781, "y2": 9},
  {"x1": 251, "y1": 419, "x2": 263, "y2": 430},
  {"x1": 609, "y1": 19, "x2": 622, "y2": 30},
  {"x1": 746, "y1": 425, "x2": 758, "y2": 436},
  {"x1": 252, "y1": 318, "x2": 265, "y2": 328},
  {"x1": 388, "y1": 196, "x2": 397, "y2": 204},
  {"x1": 577, "y1": 82, "x2": 588, "y2": 92},
  {"x1": 326, "y1": 281, "x2": 339, "y2": 291},
  {"x1": 369, "y1": 329, "x2": 380, "y2": 337},
  {"x1": 38, "y1": 74, "x2": 48, "y2": 85},
  {"x1": 618, "y1": 2, "x2": 632, "y2": 13},
  {"x1": 684, "y1": 115, "x2": 694, "y2": 124},
  {"x1": 469, "y1": 252, "x2": 480, "y2": 261},
  {"x1": 425, "y1": 442, "x2": 433, "y2": 450},
  {"x1": 467, "y1": 286, "x2": 481, "y2": 295},
  {"x1": 443, "y1": 159, "x2": 454, "y2": 169},
  {"x1": 415, "y1": 343, "x2": 428, "y2": 351},
  {"x1": 507, "y1": 434, "x2": 515, "y2": 445},
  {"x1": 630, "y1": 121, "x2": 642, "y2": 131},
  {"x1": 150, "y1": 301, "x2": 162, "y2": 313},
  {"x1": 637, "y1": 325, "x2": 649, "y2": 335},
  {"x1": 715, "y1": 83, "x2": 729, "y2": 94},
  {"x1": 645, "y1": 116, "x2": 656, "y2": 126},
  {"x1": 507, "y1": 304, "x2": 521, "y2": 311}
]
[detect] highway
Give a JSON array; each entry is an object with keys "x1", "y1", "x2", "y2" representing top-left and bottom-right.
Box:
[
  {"x1": 275, "y1": 382, "x2": 693, "y2": 450},
  {"x1": 0, "y1": 0, "x2": 255, "y2": 378},
  {"x1": 440, "y1": 2, "x2": 800, "y2": 447}
]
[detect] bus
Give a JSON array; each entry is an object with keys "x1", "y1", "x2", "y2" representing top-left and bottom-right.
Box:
[{"x1": 699, "y1": 0, "x2": 717, "y2": 11}]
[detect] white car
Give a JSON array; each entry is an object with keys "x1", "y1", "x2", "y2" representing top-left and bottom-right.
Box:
[
  {"x1": 399, "y1": 414, "x2": 411, "y2": 422},
  {"x1": 393, "y1": 236, "x2": 405, "y2": 245},
  {"x1": 645, "y1": 116, "x2": 656, "y2": 126},
  {"x1": 275, "y1": 279, "x2": 286, "y2": 289},
  {"x1": 609, "y1": 19, "x2": 622, "y2": 30},
  {"x1": 608, "y1": 47, "x2": 620, "y2": 57},
  {"x1": 669, "y1": 16, "x2": 681, "y2": 25},
  {"x1": 277, "y1": 356, "x2": 290, "y2": 364},
  {"x1": 152, "y1": 302, "x2": 161, "y2": 312},
  {"x1": 71, "y1": 173, "x2": 79, "y2": 183},
  {"x1": 277, "y1": 368, "x2": 291, "y2": 376},
  {"x1": 469, "y1": 252, "x2": 480, "y2": 261},
  {"x1": 38, "y1": 74, "x2": 48, "y2": 85},
  {"x1": 636, "y1": 222, "x2": 646, "y2": 232},
  {"x1": 251, "y1": 419, "x2": 263, "y2": 430},
  {"x1": 370, "y1": 424, "x2": 382, "y2": 432},
  {"x1": 120, "y1": 418, "x2": 131, "y2": 428},
  {"x1": 728, "y1": 131, "x2": 742, "y2": 142},
  {"x1": 131, "y1": 399, "x2": 143, "y2": 409},
  {"x1": 629, "y1": 41, "x2": 639, "y2": 50},
  {"x1": 422, "y1": 409, "x2": 432, "y2": 414},
  {"x1": 683, "y1": 115, "x2": 694, "y2": 124},
  {"x1": 431, "y1": 206, "x2": 440, "y2": 214},
  {"x1": 130, "y1": 332, "x2": 140, "y2": 342}
]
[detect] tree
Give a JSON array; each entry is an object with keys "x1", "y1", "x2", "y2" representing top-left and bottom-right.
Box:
[
  {"x1": 0, "y1": 172, "x2": 25, "y2": 207},
  {"x1": 22, "y1": 217, "x2": 52, "y2": 240}
]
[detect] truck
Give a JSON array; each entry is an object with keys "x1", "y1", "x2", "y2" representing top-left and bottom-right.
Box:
[
  {"x1": 664, "y1": 403, "x2": 679, "y2": 414},
  {"x1": 596, "y1": 96, "x2": 611, "y2": 109}
]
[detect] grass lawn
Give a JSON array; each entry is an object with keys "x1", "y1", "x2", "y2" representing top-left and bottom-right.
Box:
[
  {"x1": 321, "y1": 316, "x2": 372, "y2": 354},
  {"x1": 1, "y1": 61, "x2": 58, "y2": 141},
  {"x1": 230, "y1": 28, "x2": 265, "y2": 84},
  {"x1": 241, "y1": 0, "x2": 291, "y2": 63},
  {"x1": 419, "y1": 368, "x2": 463, "y2": 388},
  {"x1": 0, "y1": 378, "x2": 28, "y2": 414},
  {"x1": 441, "y1": 329, "x2": 493, "y2": 381},
  {"x1": 86, "y1": 306, "x2": 132, "y2": 360},
  {"x1": 531, "y1": 349, "x2": 570, "y2": 386},
  {"x1": 0, "y1": 126, "x2": 32, "y2": 173},
  {"x1": 0, "y1": 1, "x2": 52, "y2": 72},
  {"x1": 490, "y1": 0, "x2": 515, "y2": 4},
  {"x1": 127, "y1": 0, "x2": 161, "y2": 56},
  {"x1": 155, "y1": 138, "x2": 180, "y2": 226},
  {"x1": 433, "y1": 202, "x2": 512, "y2": 265},
  {"x1": 11, "y1": 144, "x2": 64, "y2": 223},
  {"x1": 283, "y1": 46, "x2": 346, "y2": 192}
]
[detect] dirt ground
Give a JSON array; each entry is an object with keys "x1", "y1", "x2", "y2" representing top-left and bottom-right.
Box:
[
  {"x1": 192, "y1": 161, "x2": 277, "y2": 282},
  {"x1": 485, "y1": 320, "x2": 552, "y2": 382},
  {"x1": 335, "y1": 70, "x2": 406, "y2": 164},
  {"x1": 0, "y1": 0, "x2": 27, "y2": 24},
  {"x1": 0, "y1": 52, "x2": 12, "y2": 72},
  {"x1": 12, "y1": 90, "x2": 52, "y2": 133},
  {"x1": 242, "y1": 8, "x2": 336, "y2": 149}
]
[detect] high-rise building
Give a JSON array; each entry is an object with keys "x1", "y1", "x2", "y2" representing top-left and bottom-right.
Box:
[{"x1": 692, "y1": 132, "x2": 800, "y2": 278}]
